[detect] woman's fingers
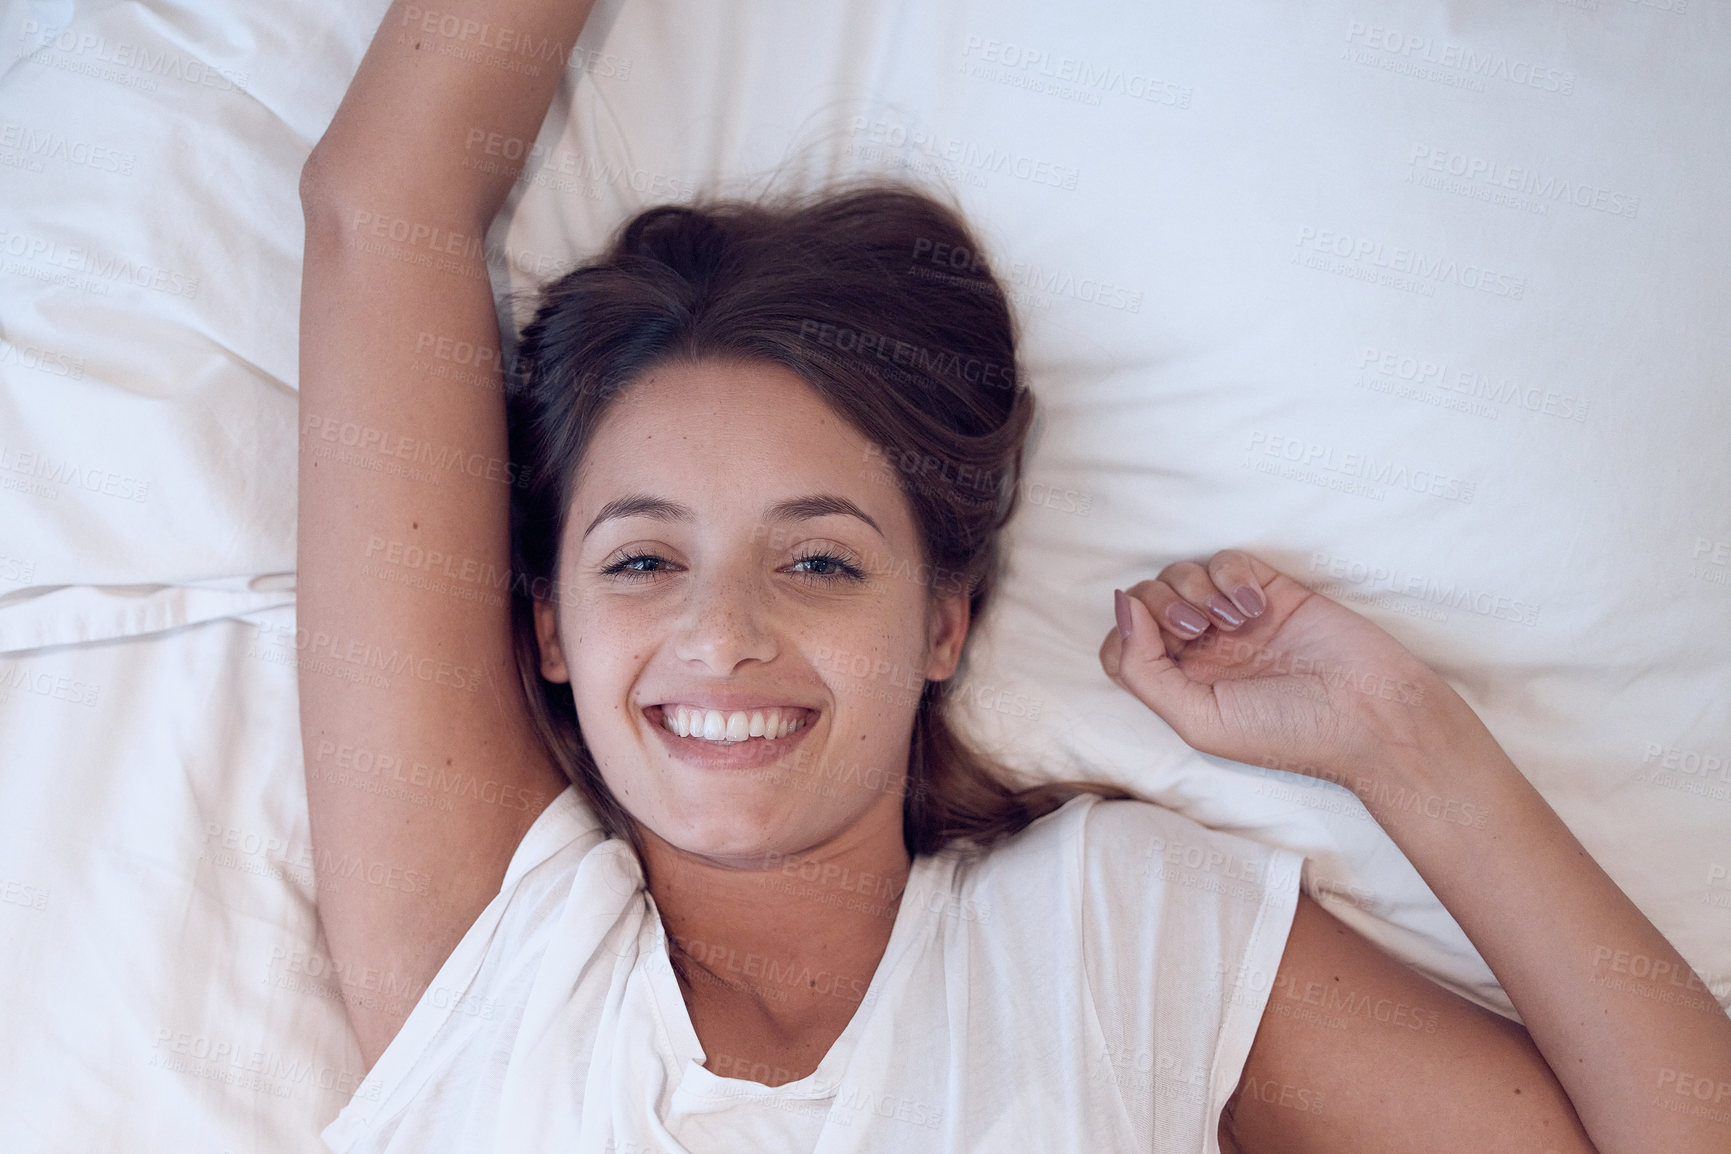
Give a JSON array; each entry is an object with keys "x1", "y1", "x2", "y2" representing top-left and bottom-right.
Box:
[
  {"x1": 1101, "y1": 592, "x2": 1221, "y2": 742},
  {"x1": 1118, "y1": 550, "x2": 1274, "y2": 661},
  {"x1": 1149, "y1": 560, "x2": 1246, "y2": 633},
  {"x1": 1123, "y1": 577, "x2": 1205, "y2": 661},
  {"x1": 1141, "y1": 561, "x2": 1245, "y2": 631},
  {"x1": 1205, "y1": 548, "x2": 1269, "y2": 620}
]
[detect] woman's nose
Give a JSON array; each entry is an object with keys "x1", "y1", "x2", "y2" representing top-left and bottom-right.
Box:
[{"x1": 672, "y1": 574, "x2": 777, "y2": 672}]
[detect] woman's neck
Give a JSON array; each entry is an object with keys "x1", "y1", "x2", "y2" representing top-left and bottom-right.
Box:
[{"x1": 636, "y1": 800, "x2": 913, "y2": 1027}]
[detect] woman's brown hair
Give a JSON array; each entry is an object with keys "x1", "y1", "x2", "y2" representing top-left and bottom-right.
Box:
[{"x1": 506, "y1": 178, "x2": 1129, "y2": 864}]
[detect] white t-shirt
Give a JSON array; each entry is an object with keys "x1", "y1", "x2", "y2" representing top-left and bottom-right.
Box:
[{"x1": 321, "y1": 787, "x2": 1304, "y2": 1154}]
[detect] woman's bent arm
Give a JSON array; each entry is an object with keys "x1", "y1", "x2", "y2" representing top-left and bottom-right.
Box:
[
  {"x1": 1228, "y1": 703, "x2": 1731, "y2": 1153},
  {"x1": 1290, "y1": 691, "x2": 1731, "y2": 1151},
  {"x1": 1224, "y1": 892, "x2": 1599, "y2": 1154},
  {"x1": 298, "y1": 0, "x2": 598, "y2": 1069},
  {"x1": 1104, "y1": 556, "x2": 1731, "y2": 1152}
]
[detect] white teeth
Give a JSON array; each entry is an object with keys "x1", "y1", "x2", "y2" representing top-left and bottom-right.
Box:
[{"x1": 662, "y1": 705, "x2": 808, "y2": 743}]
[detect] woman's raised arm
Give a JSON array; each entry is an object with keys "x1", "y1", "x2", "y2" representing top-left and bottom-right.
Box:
[
  {"x1": 297, "y1": 0, "x2": 597, "y2": 1069},
  {"x1": 1104, "y1": 552, "x2": 1731, "y2": 1153}
]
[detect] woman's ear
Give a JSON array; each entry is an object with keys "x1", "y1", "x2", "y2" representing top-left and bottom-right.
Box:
[
  {"x1": 923, "y1": 590, "x2": 971, "y2": 683},
  {"x1": 532, "y1": 599, "x2": 571, "y2": 682}
]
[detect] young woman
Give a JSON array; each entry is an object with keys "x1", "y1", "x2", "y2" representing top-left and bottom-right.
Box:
[{"x1": 296, "y1": 1, "x2": 1731, "y2": 1151}]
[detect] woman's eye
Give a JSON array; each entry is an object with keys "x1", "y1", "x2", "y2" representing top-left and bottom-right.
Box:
[
  {"x1": 600, "y1": 549, "x2": 866, "y2": 583},
  {"x1": 791, "y1": 551, "x2": 867, "y2": 583},
  {"x1": 600, "y1": 552, "x2": 673, "y2": 581}
]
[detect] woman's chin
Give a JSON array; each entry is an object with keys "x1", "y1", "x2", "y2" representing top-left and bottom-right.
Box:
[
  {"x1": 653, "y1": 805, "x2": 809, "y2": 864},
  {"x1": 601, "y1": 765, "x2": 800, "y2": 856}
]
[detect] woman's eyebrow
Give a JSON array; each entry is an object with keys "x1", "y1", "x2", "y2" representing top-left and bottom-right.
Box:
[{"x1": 583, "y1": 492, "x2": 884, "y2": 540}]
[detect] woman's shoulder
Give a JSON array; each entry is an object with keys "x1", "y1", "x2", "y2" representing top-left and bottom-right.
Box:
[
  {"x1": 481, "y1": 785, "x2": 633, "y2": 943},
  {"x1": 1082, "y1": 794, "x2": 1306, "y2": 905},
  {"x1": 975, "y1": 788, "x2": 1284, "y2": 857},
  {"x1": 511, "y1": 784, "x2": 611, "y2": 873},
  {"x1": 958, "y1": 790, "x2": 1304, "y2": 909},
  {"x1": 939, "y1": 792, "x2": 1306, "y2": 1019},
  {"x1": 322, "y1": 786, "x2": 636, "y2": 1150}
]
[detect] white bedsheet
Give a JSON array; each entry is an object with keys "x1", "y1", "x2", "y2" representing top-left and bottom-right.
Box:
[{"x1": 3, "y1": 0, "x2": 1728, "y2": 1150}]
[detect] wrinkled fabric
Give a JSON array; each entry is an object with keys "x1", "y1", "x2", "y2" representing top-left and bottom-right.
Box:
[{"x1": 323, "y1": 789, "x2": 1303, "y2": 1154}]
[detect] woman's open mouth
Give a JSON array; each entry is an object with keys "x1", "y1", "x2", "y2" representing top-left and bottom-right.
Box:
[{"x1": 644, "y1": 704, "x2": 818, "y2": 770}]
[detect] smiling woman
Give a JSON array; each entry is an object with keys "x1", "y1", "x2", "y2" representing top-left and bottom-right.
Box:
[
  {"x1": 504, "y1": 193, "x2": 1127, "y2": 873},
  {"x1": 298, "y1": 0, "x2": 1731, "y2": 1150}
]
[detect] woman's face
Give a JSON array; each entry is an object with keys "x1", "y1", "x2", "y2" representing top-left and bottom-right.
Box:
[{"x1": 532, "y1": 357, "x2": 969, "y2": 865}]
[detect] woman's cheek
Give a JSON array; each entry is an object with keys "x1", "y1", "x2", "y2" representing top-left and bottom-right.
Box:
[{"x1": 807, "y1": 633, "x2": 928, "y2": 714}]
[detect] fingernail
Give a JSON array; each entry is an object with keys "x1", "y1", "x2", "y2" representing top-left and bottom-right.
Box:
[
  {"x1": 1165, "y1": 603, "x2": 1209, "y2": 635},
  {"x1": 1207, "y1": 594, "x2": 1244, "y2": 628},
  {"x1": 1113, "y1": 588, "x2": 1133, "y2": 639},
  {"x1": 1232, "y1": 585, "x2": 1265, "y2": 618}
]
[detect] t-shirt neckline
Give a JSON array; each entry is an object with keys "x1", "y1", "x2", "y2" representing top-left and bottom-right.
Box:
[{"x1": 641, "y1": 848, "x2": 949, "y2": 1100}]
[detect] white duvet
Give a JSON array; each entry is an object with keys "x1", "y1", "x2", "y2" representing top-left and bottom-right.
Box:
[{"x1": 2, "y1": 0, "x2": 1728, "y2": 1149}]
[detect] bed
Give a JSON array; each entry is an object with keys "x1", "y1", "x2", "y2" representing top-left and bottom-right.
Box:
[{"x1": 3, "y1": 0, "x2": 1728, "y2": 1148}]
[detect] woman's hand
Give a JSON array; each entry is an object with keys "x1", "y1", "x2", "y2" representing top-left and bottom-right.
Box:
[
  {"x1": 1102, "y1": 552, "x2": 1731, "y2": 1154},
  {"x1": 1098, "y1": 549, "x2": 1449, "y2": 781}
]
